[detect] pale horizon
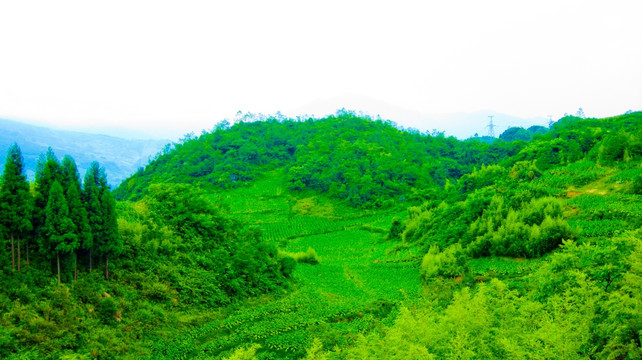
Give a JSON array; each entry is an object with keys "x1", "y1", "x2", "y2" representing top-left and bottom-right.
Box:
[{"x1": 1, "y1": 0, "x2": 641, "y2": 140}]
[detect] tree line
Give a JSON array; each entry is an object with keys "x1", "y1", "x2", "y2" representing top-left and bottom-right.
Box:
[{"x1": 0, "y1": 144, "x2": 121, "y2": 283}]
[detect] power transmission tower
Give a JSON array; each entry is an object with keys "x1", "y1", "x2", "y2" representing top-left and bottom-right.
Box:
[
  {"x1": 547, "y1": 115, "x2": 553, "y2": 128},
  {"x1": 487, "y1": 115, "x2": 496, "y2": 137}
]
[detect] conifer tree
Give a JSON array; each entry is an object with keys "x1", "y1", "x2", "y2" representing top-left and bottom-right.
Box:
[
  {"x1": 82, "y1": 162, "x2": 106, "y2": 272},
  {"x1": 44, "y1": 181, "x2": 77, "y2": 284},
  {"x1": 82, "y1": 162, "x2": 120, "y2": 279},
  {"x1": 34, "y1": 148, "x2": 63, "y2": 263},
  {"x1": 99, "y1": 187, "x2": 122, "y2": 280},
  {"x1": 61, "y1": 155, "x2": 82, "y2": 194},
  {"x1": 66, "y1": 183, "x2": 91, "y2": 280},
  {"x1": 59, "y1": 156, "x2": 89, "y2": 279},
  {"x1": 0, "y1": 144, "x2": 33, "y2": 271}
]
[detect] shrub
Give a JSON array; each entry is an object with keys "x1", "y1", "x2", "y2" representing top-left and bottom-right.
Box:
[
  {"x1": 420, "y1": 244, "x2": 468, "y2": 281},
  {"x1": 632, "y1": 174, "x2": 642, "y2": 195},
  {"x1": 521, "y1": 197, "x2": 563, "y2": 226},
  {"x1": 295, "y1": 247, "x2": 321, "y2": 265},
  {"x1": 386, "y1": 217, "x2": 404, "y2": 241},
  {"x1": 279, "y1": 256, "x2": 296, "y2": 278},
  {"x1": 527, "y1": 216, "x2": 575, "y2": 257},
  {"x1": 279, "y1": 247, "x2": 321, "y2": 265},
  {"x1": 97, "y1": 297, "x2": 116, "y2": 324}
]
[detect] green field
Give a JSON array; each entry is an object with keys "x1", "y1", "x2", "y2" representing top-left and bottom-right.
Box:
[{"x1": 150, "y1": 175, "x2": 421, "y2": 359}]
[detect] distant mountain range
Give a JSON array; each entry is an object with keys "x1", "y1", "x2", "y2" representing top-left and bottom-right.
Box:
[{"x1": 0, "y1": 118, "x2": 170, "y2": 186}]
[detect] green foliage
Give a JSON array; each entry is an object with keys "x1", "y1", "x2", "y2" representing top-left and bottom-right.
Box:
[
  {"x1": 223, "y1": 344, "x2": 261, "y2": 360},
  {"x1": 97, "y1": 297, "x2": 117, "y2": 324},
  {"x1": 500, "y1": 126, "x2": 532, "y2": 142},
  {"x1": 98, "y1": 188, "x2": 122, "y2": 259},
  {"x1": 403, "y1": 201, "x2": 470, "y2": 251},
  {"x1": 508, "y1": 160, "x2": 541, "y2": 181},
  {"x1": 65, "y1": 184, "x2": 91, "y2": 259},
  {"x1": 279, "y1": 247, "x2": 320, "y2": 265},
  {"x1": 115, "y1": 112, "x2": 524, "y2": 208},
  {"x1": 34, "y1": 148, "x2": 63, "y2": 237},
  {"x1": 3, "y1": 112, "x2": 642, "y2": 359},
  {"x1": 456, "y1": 164, "x2": 507, "y2": 193},
  {"x1": 386, "y1": 217, "x2": 404, "y2": 241},
  {"x1": 136, "y1": 183, "x2": 291, "y2": 303},
  {"x1": 82, "y1": 162, "x2": 105, "y2": 256},
  {"x1": 420, "y1": 244, "x2": 468, "y2": 281},
  {"x1": 0, "y1": 144, "x2": 33, "y2": 270},
  {"x1": 44, "y1": 182, "x2": 77, "y2": 255},
  {"x1": 632, "y1": 172, "x2": 642, "y2": 194}
]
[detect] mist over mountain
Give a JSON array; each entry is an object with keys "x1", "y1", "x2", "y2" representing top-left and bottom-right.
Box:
[{"x1": 0, "y1": 118, "x2": 169, "y2": 186}]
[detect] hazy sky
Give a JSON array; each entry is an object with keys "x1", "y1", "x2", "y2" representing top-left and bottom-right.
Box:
[{"x1": 1, "y1": 0, "x2": 640, "y2": 139}]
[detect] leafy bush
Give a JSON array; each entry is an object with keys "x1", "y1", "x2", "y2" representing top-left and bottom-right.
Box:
[
  {"x1": 279, "y1": 256, "x2": 296, "y2": 278},
  {"x1": 456, "y1": 164, "x2": 507, "y2": 194},
  {"x1": 279, "y1": 247, "x2": 321, "y2": 265},
  {"x1": 633, "y1": 173, "x2": 642, "y2": 195},
  {"x1": 420, "y1": 244, "x2": 468, "y2": 281},
  {"x1": 97, "y1": 297, "x2": 116, "y2": 324},
  {"x1": 509, "y1": 160, "x2": 542, "y2": 181},
  {"x1": 386, "y1": 217, "x2": 404, "y2": 241}
]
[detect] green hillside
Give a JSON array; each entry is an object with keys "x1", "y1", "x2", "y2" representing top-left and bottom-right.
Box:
[
  {"x1": 1, "y1": 111, "x2": 641, "y2": 359},
  {"x1": 114, "y1": 110, "x2": 523, "y2": 207}
]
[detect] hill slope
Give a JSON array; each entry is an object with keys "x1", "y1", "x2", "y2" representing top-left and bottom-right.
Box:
[{"x1": 115, "y1": 111, "x2": 524, "y2": 206}]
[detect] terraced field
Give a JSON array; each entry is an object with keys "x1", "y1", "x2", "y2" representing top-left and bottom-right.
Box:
[{"x1": 150, "y1": 175, "x2": 420, "y2": 359}]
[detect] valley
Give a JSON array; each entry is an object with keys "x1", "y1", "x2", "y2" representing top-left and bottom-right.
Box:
[{"x1": 0, "y1": 111, "x2": 641, "y2": 359}]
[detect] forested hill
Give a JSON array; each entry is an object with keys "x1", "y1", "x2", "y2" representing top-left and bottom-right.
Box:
[
  {"x1": 0, "y1": 118, "x2": 169, "y2": 185},
  {"x1": 114, "y1": 111, "x2": 525, "y2": 206}
]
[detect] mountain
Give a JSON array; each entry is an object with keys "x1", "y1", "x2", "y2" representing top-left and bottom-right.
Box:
[{"x1": 0, "y1": 118, "x2": 170, "y2": 185}]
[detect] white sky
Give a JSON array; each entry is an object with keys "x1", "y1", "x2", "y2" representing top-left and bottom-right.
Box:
[{"x1": 1, "y1": 0, "x2": 641, "y2": 139}]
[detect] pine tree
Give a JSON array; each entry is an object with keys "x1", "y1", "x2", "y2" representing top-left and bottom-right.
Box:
[
  {"x1": 44, "y1": 181, "x2": 77, "y2": 284},
  {"x1": 0, "y1": 144, "x2": 33, "y2": 272}
]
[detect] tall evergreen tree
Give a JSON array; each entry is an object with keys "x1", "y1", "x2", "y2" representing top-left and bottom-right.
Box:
[
  {"x1": 60, "y1": 156, "x2": 88, "y2": 280},
  {"x1": 61, "y1": 155, "x2": 82, "y2": 194},
  {"x1": 82, "y1": 162, "x2": 106, "y2": 272},
  {"x1": 66, "y1": 184, "x2": 91, "y2": 280},
  {"x1": 44, "y1": 181, "x2": 77, "y2": 284},
  {"x1": 0, "y1": 144, "x2": 33, "y2": 271},
  {"x1": 34, "y1": 148, "x2": 63, "y2": 264},
  {"x1": 99, "y1": 188, "x2": 122, "y2": 280}
]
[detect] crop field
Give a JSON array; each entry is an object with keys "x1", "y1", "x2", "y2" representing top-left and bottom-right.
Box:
[{"x1": 150, "y1": 177, "x2": 421, "y2": 359}]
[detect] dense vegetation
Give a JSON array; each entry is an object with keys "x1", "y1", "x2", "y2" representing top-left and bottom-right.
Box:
[
  {"x1": 0, "y1": 147, "x2": 292, "y2": 358},
  {"x1": 1, "y1": 111, "x2": 641, "y2": 359},
  {"x1": 115, "y1": 110, "x2": 523, "y2": 207}
]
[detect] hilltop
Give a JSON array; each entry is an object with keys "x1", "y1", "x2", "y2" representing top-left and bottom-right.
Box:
[{"x1": 114, "y1": 110, "x2": 524, "y2": 205}]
